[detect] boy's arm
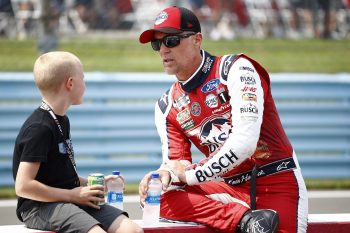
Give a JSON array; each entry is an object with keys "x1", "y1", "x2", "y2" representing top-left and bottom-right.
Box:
[
  {"x1": 79, "y1": 176, "x2": 88, "y2": 186},
  {"x1": 15, "y1": 161, "x2": 104, "y2": 209}
]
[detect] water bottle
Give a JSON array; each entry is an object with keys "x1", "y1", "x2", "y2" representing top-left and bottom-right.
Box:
[
  {"x1": 142, "y1": 173, "x2": 162, "y2": 226},
  {"x1": 106, "y1": 171, "x2": 124, "y2": 210}
]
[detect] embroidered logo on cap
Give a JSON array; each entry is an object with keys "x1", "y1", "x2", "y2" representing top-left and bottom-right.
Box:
[{"x1": 155, "y1": 11, "x2": 168, "y2": 25}]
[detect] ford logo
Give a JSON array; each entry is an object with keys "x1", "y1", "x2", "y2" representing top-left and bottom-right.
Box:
[{"x1": 201, "y1": 79, "x2": 220, "y2": 93}]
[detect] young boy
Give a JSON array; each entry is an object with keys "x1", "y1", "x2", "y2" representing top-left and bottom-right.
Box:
[{"x1": 12, "y1": 51, "x2": 143, "y2": 233}]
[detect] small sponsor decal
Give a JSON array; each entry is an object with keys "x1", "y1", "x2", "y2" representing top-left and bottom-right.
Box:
[
  {"x1": 242, "y1": 93, "x2": 257, "y2": 102},
  {"x1": 241, "y1": 86, "x2": 257, "y2": 93},
  {"x1": 173, "y1": 93, "x2": 190, "y2": 109},
  {"x1": 212, "y1": 103, "x2": 230, "y2": 114},
  {"x1": 202, "y1": 57, "x2": 214, "y2": 73},
  {"x1": 240, "y1": 103, "x2": 258, "y2": 114},
  {"x1": 201, "y1": 78, "x2": 220, "y2": 93},
  {"x1": 218, "y1": 90, "x2": 230, "y2": 104},
  {"x1": 239, "y1": 66, "x2": 255, "y2": 73},
  {"x1": 205, "y1": 94, "x2": 218, "y2": 108},
  {"x1": 241, "y1": 116, "x2": 258, "y2": 122},
  {"x1": 240, "y1": 73, "x2": 256, "y2": 85},
  {"x1": 190, "y1": 102, "x2": 201, "y2": 116},
  {"x1": 176, "y1": 109, "x2": 191, "y2": 124},
  {"x1": 181, "y1": 119, "x2": 196, "y2": 131}
]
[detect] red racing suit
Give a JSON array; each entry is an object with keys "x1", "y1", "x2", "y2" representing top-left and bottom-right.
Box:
[{"x1": 155, "y1": 50, "x2": 308, "y2": 233}]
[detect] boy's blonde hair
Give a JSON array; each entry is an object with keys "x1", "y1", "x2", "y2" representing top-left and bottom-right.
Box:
[{"x1": 33, "y1": 51, "x2": 81, "y2": 95}]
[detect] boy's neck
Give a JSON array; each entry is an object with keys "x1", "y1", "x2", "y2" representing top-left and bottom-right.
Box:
[{"x1": 42, "y1": 98, "x2": 68, "y2": 116}]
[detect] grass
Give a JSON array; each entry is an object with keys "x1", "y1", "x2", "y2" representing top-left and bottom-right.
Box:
[{"x1": 0, "y1": 38, "x2": 349, "y2": 72}]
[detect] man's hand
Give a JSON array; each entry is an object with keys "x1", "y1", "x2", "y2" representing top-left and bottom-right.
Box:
[
  {"x1": 164, "y1": 160, "x2": 187, "y2": 183},
  {"x1": 138, "y1": 170, "x2": 171, "y2": 207},
  {"x1": 70, "y1": 185, "x2": 105, "y2": 209}
]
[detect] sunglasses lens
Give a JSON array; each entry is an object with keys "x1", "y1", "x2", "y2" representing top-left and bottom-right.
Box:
[
  {"x1": 151, "y1": 40, "x2": 161, "y2": 51},
  {"x1": 164, "y1": 36, "x2": 181, "y2": 48},
  {"x1": 151, "y1": 34, "x2": 191, "y2": 51}
]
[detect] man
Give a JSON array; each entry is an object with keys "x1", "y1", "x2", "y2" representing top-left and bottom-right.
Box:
[{"x1": 138, "y1": 6, "x2": 308, "y2": 233}]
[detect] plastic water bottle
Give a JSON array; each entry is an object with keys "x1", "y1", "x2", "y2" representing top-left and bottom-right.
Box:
[
  {"x1": 142, "y1": 173, "x2": 162, "y2": 226},
  {"x1": 106, "y1": 171, "x2": 124, "y2": 210}
]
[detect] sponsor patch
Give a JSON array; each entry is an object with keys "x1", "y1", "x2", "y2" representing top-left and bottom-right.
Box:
[
  {"x1": 240, "y1": 73, "x2": 256, "y2": 85},
  {"x1": 205, "y1": 94, "x2": 218, "y2": 108},
  {"x1": 201, "y1": 78, "x2": 220, "y2": 93},
  {"x1": 176, "y1": 109, "x2": 191, "y2": 124},
  {"x1": 242, "y1": 93, "x2": 257, "y2": 102},
  {"x1": 181, "y1": 119, "x2": 196, "y2": 131},
  {"x1": 199, "y1": 116, "x2": 231, "y2": 154},
  {"x1": 241, "y1": 116, "x2": 258, "y2": 122},
  {"x1": 212, "y1": 103, "x2": 230, "y2": 114},
  {"x1": 190, "y1": 102, "x2": 201, "y2": 116},
  {"x1": 202, "y1": 57, "x2": 214, "y2": 73},
  {"x1": 173, "y1": 93, "x2": 190, "y2": 109},
  {"x1": 241, "y1": 86, "x2": 257, "y2": 93},
  {"x1": 240, "y1": 103, "x2": 258, "y2": 114},
  {"x1": 217, "y1": 90, "x2": 230, "y2": 104},
  {"x1": 239, "y1": 66, "x2": 255, "y2": 73}
]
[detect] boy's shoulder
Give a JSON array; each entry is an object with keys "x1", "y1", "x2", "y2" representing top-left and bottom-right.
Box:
[{"x1": 19, "y1": 108, "x2": 54, "y2": 135}]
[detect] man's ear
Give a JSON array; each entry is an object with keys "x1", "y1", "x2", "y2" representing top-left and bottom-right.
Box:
[{"x1": 193, "y1": 33, "x2": 202, "y2": 47}]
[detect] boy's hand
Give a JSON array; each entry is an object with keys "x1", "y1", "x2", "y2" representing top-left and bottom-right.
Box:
[{"x1": 71, "y1": 185, "x2": 105, "y2": 209}]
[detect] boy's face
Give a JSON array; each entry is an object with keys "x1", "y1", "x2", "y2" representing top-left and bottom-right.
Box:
[{"x1": 71, "y1": 62, "x2": 85, "y2": 105}]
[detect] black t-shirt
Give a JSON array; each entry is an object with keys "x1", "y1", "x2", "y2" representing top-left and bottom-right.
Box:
[{"x1": 12, "y1": 107, "x2": 80, "y2": 221}]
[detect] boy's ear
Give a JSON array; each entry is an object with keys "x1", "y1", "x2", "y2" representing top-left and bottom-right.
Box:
[{"x1": 65, "y1": 77, "x2": 74, "y2": 90}]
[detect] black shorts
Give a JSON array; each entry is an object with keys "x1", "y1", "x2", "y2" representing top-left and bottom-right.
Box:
[{"x1": 21, "y1": 202, "x2": 127, "y2": 233}]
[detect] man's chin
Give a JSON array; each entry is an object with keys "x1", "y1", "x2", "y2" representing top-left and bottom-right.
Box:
[{"x1": 164, "y1": 67, "x2": 176, "y2": 75}]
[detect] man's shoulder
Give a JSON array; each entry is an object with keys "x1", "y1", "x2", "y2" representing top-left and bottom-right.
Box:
[{"x1": 156, "y1": 86, "x2": 173, "y2": 114}]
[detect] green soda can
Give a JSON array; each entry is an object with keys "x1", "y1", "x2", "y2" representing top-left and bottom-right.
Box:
[{"x1": 88, "y1": 173, "x2": 105, "y2": 205}]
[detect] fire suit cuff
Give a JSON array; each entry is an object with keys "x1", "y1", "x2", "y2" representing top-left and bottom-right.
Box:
[{"x1": 185, "y1": 169, "x2": 199, "y2": 185}]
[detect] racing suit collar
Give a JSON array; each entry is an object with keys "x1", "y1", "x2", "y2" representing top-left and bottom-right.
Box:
[{"x1": 180, "y1": 50, "x2": 216, "y2": 92}]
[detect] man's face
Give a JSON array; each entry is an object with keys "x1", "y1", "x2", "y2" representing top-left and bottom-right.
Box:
[{"x1": 153, "y1": 32, "x2": 201, "y2": 81}]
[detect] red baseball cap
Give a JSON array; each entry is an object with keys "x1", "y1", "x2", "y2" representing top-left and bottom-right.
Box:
[{"x1": 139, "y1": 6, "x2": 201, "y2": 44}]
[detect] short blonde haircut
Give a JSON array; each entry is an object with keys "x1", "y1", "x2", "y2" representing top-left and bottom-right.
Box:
[{"x1": 33, "y1": 51, "x2": 81, "y2": 95}]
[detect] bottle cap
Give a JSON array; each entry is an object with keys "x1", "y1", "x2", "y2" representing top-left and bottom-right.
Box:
[
  {"x1": 112, "y1": 171, "x2": 120, "y2": 175},
  {"x1": 151, "y1": 173, "x2": 160, "y2": 178}
]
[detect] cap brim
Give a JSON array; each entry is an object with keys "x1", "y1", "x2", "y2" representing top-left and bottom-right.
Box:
[{"x1": 139, "y1": 28, "x2": 183, "y2": 43}]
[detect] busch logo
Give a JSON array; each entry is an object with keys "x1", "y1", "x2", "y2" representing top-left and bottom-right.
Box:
[
  {"x1": 240, "y1": 103, "x2": 258, "y2": 114},
  {"x1": 195, "y1": 149, "x2": 238, "y2": 182},
  {"x1": 240, "y1": 73, "x2": 256, "y2": 85},
  {"x1": 200, "y1": 117, "x2": 231, "y2": 153}
]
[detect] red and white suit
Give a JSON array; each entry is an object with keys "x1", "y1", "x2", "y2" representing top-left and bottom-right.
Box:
[{"x1": 155, "y1": 50, "x2": 308, "y2": 233}]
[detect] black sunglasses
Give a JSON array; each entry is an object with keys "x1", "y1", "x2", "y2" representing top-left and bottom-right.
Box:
[{"x1": 151, "y1": 33, "x2": 196, "y2": 51}]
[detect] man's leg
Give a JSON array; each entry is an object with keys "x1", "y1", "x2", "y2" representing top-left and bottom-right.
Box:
[{"x1": 160, "y1": 181, "x2": 250, "y2": 233}]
